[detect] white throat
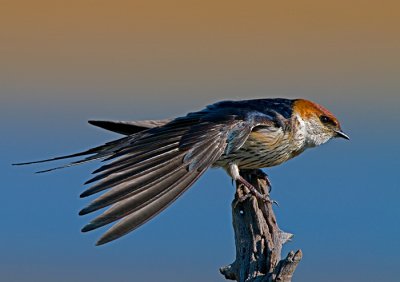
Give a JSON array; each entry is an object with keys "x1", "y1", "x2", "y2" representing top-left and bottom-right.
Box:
[
  {"x1": 298, "y1": 114, "x2": 333, "y2": 147},
  {"x1": 294, "y1": 114, "x2": 322, "y2": 149}
]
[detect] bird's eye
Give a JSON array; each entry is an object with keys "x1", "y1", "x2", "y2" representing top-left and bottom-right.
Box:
[{"x1": 320, "y1": 115, "x2": 333, "y2": 124}]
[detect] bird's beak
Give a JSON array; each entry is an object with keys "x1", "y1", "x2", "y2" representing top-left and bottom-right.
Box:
[{"x1": 335, "y1": 130, "x2": 350, "y2": 140}]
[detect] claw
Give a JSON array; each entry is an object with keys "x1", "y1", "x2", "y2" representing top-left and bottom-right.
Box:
[
  {"x1": 259, "y1": 194, "x2": 279, "y2": 207},
  {"x1": 241, "y1": 169, "x2": 272, "y2": 192},
  {"x1": 235, "y1": 174, "x2": 279, "y2": 207}
]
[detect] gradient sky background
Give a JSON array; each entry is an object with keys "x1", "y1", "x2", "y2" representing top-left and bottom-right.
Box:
[{"x1": 1, "y1": 1, "x2": 399, "y2": 281}]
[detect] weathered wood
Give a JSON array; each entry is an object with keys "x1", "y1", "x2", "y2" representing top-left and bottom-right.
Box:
[{"x1": 220, "y1": 170, "x2": 302, "y2": 282}]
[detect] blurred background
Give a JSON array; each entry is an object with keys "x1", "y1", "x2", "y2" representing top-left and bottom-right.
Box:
[{"x1": 1, "y1": 1, "x2": 399, "y2": 281}]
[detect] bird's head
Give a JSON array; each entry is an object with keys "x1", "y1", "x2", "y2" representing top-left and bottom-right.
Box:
[{"x1": 293, "y1": 99, "x2": 349, "y2": 147}]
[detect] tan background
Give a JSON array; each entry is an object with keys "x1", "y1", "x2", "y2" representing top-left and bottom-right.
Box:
[{"x1": 1, "y1": 2, "x2": 399, "y2": 282}]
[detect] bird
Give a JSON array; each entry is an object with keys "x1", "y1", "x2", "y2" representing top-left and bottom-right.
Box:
[{"x1": 14, "y1": 98, "x2": 349, "y2": 245}]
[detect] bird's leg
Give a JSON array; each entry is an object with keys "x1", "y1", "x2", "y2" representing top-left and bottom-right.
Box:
[{"x1": 228, "y1": 164, "x2": 276, "y2": 206}]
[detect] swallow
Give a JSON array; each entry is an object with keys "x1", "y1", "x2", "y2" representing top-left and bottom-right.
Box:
[{"x1": 14, "y1": 98, "x2": 349, "y2": 245}]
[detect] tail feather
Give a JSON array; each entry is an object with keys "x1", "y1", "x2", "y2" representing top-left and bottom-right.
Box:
[
  {"x1": 12, "y1": 144, "x2": 109, "y2": 166},
  {"x1": 34, "y1": 152, "x2": 114, "y2": 174},
  {"x1": 12, "y1": 137, "x2": 129, "y2": 172},
  {"x1": 88, "y1": 119, "x2": 170, "y2": 135},
  {"x1": 13, "y1": 118, "x2": 167, "y2": 171}
]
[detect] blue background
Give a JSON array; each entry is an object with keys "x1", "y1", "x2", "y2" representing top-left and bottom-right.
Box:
[{"x1": 1, "y1": 1, "x2": 400, "y2": 281}]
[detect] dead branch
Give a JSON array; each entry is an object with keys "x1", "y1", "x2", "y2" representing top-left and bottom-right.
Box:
[{"x1": 220, "y1": 170, "x2": 302, "y2": 282}]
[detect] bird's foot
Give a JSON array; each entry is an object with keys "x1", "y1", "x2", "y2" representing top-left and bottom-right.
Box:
[
  {"x1": 247, "y1": 189, "x2": 279, "y2": 206},
  {"x1": 236, "y1": 175, "x2": 278, "y2": 206},
  {"x1": 240, "y1": 169, "x2": 272, "y2": 192}
]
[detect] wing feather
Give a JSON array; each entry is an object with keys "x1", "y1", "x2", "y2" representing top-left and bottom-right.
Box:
[
  {"x1": 79, "y1": 153, "x2": 186, "y2": 214},
  {"x1": 93, "y1": 137, "x2": 226, "y2": 245},
  {"x1": 80, "y1": 126, "x2": 225, "y2": 217},
  {"x1": 95, "y1": 169, "x2": 203, "y2": 245},
  {"x1": 14, "y1": 100, "x2": 287, "y2": 245}
]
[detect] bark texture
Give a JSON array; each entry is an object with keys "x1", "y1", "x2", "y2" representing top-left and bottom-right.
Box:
[{"x1": 220, "y1": 170, "x2": 302, "y2": 282}]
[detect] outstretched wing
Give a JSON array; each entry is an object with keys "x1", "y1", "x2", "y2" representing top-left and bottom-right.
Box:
[
  {"x1": 14, "y1": 102, "x2": 284, "y2": 245},
  {"x1": 80, "y1": 109, "x2": 279, "y2": 245}
]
